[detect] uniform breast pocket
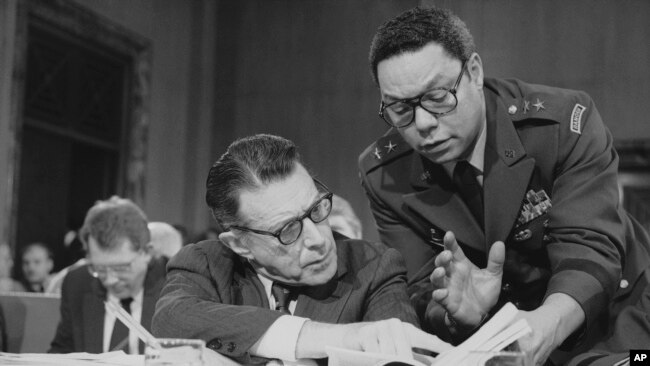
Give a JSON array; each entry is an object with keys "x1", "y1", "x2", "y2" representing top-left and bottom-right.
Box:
[{"x1": 508, "y1": 214, "x2": 550, "y2": 252}]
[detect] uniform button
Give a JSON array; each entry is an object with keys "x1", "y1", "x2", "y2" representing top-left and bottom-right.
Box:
[
  {"x1": 227, "y1": 342, "x2": 237, "y2": 353},
  {"x1": 207, "y1": 338, "x2": 222, "y2": 350},
  {"x1": 508, "y1": 105, "x2": 517, "y2": 115},
  {"x1": 543, "y1": 219, "x2": 549, "y2": 228},
  {"x1": 543, "y1": 234, "x2": 551, "y2": 242},
  {"x1": 513, "y1": 301, "x2": 522, "y2": 308},
  {"x1": 620, "y1": 279, "x2": 629, "y2": 289}
]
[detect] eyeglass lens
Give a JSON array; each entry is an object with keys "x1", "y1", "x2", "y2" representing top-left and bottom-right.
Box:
[
  {"x1": 278, "y1": 195, "x2": 332, "y2": 244},
  {"x1": 383, "y1": 89, "x2": 457, "y2": 127}
]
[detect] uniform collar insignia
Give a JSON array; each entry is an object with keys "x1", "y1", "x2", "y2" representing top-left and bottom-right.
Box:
[
  {"x1": 532, "y1": 98, "x2": 545, "y2": 112},
  {"x1": 373, "y1": 147, "x2": 382, "y2": 160},
  {"x1": 385, "y1": 141, "x2": 397, "y2": 154}
]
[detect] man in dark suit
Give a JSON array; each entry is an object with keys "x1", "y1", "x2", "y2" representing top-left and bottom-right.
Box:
[
  {"x1": 49, "y1": 196, "x2": 166, "y2": 354},
  {"x1": 152, "y1": 134, "x2": 451, "y2": 365},
  {"x1": 358, "y1": 6, "x2": 650, "y2": 365}
]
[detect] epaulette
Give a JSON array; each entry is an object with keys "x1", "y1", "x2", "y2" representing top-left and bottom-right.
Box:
[
  {"x1": 359, "y1": 129, "x2": 413, "y2": 174},
  {"x1": 488, "y1": 78, "x2": 591, "y2": 133}
]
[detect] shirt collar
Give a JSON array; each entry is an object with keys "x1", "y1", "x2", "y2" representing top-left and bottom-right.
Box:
[
  {"x1": 107, "y1": 288, "x2": 144, "y2": 306},
  {"x1": 256, "y1": 273, "x2": 273, "y2": 299},
  {"x1": 443, "y1": 117, "x2": 487, "y2": 178}
]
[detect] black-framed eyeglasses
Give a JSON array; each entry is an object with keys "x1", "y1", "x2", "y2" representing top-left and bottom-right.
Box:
[
  {"x1": 379, "y1": 61, "x2": 467, "y2": 128},
  {"x1": 226, "y1": 180, "x2": 334, "y2": 245},
  {"x1": 87, "y1": 252, "x2": 143, "y2": 279}
]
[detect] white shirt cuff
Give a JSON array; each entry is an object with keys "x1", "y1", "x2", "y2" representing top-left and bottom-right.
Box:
[{"x1": 249, "y1": 315, "x2": 309, "y2": 361}]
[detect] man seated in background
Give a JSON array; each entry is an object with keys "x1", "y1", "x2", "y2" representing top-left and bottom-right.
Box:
[
  {"x1": 152, "y1": 134, "x2": 451, "y2": 365},
  {"x1": 0, "y1": 242, "x2": 24, "y2": 292},
  {"x1": 147, "y1": 222, "x2": 183, "y2": 260},
  {"x1": 20, "y1": 242, "x2": 54, "y2": 292},
  {"x1": 49, "y1": 196, "x2": 167, "y2": 354}
]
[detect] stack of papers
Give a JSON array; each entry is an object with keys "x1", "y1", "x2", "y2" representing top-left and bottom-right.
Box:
[{"x1": 327, "y1": 302, "x2": 531, "y2": 366}]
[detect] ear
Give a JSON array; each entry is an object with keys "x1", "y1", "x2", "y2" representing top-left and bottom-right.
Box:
[
  {"x1": 466, "y1": 52, "x2": 484, "y2": 89},
  {"x1": 218, "y1": 231, "x2": 253, "y2": 260}
]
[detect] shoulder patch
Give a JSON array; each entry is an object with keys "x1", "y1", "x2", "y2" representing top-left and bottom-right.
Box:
[{"x1": 570, "y1": 103, "x2": 586, "y2": 134}]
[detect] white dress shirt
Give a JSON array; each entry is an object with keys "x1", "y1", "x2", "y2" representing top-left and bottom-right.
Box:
[
  {"x1": 444, "y1": 118, "x2": 487, "y2": 186},
  {"x1": 249, "y1": 274, "x2": 308, "y2": 362}
]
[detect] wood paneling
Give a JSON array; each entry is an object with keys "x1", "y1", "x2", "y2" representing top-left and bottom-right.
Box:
[{"x1": 213, "y1": 0, "x2": 418, "y2": 240}]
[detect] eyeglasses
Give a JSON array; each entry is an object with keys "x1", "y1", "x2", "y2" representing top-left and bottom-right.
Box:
[
  {"x1": 227, "y1": 181, "x2": 334, "y2": 245},
  {"x1": 379, "y1": 61, "x2": 467, "y2": 128},
  {"x1": 87, "y1": 253, "x2": 141, "y2": 279}
]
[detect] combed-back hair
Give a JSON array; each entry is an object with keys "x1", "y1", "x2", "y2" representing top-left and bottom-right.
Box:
[
  {"x1": 368, "y1": 6, "x2": 476, "y2": 85},
  {"x1": 206, "y1": 134, "x2": 302, "y2": 227},
  {"x1": 79, "y1": 196, "x2": 150, "y2": 252}
]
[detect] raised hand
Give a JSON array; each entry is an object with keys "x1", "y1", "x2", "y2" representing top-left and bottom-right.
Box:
[{"x1": 429, "y1": 231, "x2": 505, "y2": 328}]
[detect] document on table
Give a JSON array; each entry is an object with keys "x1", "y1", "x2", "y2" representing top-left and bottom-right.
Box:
[{"x1": 0, "y1": 351, "x2": 142, "y2": 366}]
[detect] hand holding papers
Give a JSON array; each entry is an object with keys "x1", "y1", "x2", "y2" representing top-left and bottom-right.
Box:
[{"x1": 326, "y1": 303, "x2": 531, "y2": 366}]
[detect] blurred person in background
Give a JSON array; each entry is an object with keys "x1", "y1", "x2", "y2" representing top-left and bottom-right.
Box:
[
  {"x1": 329, "y1": 194, "x2": 363, "y2": 239},
  {"x1": 49, "y1": 196, "x2": 167, "y2": 354},
  {"x1": 20, "y1": 242, "x2": 54, "y2": 292},
  {"x1": 171, "y1": 224, "x2": 189, "y2": 247},
  {"x1": 147, "y1": 222, "x2": 183, "y2": 260},
  {"x1": 0, "y1": 242, "x2": 25, "y2": 292}
]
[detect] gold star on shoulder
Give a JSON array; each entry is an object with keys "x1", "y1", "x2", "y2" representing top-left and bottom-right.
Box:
[
  {"x1": 523, "y1": 100, "x2": 531, "y2": 114},
  {"x1": 373, "y1": 147, "x2": 382, "y2": 160},
  {"x1": 532, "y1": 98, "x2": 545, "y2": 112},
  {"x1": 385, "y1": 141, "x2": 397, "y2": 154}
]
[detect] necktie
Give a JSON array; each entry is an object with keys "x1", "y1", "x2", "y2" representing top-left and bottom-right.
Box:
[
  {"x1": 453, "y1": 161, "x2": 484, "y2": 229},
  {"x1": 271, "y1": 283, "x2": 292, "y2": 315},
  {"x1": 109, "y1": 297, "x2": 133, "y2": 351}
]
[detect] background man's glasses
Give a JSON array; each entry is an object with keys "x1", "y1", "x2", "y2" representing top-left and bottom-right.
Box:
[
  {"x1": 227, "y1": 181, "x2": 333, "y2": 245},
  {"x1": 87, "y1": 253, "x2": 141, "y2": 279},
  {"x1": 379, "y1": 61, "x2": 466, "y2": 128}
]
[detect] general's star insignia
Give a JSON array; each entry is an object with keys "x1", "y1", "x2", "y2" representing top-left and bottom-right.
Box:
[
  {"x1": 373, "y1": 147, "x2": 382, "y2": 160},
  {"x1": 532, "y1": 98, "x2": 545, "y2": 112},
  {"x1": 385, "y1": 141, "x2": 397, "y2": 154},
  {"x1": 523, "y1": 100, "x2": 531, "y2": 114}
]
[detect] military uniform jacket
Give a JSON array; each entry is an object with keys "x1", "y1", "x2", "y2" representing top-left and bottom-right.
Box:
[{"x1": 359, "y1": 77, "x2": 630, "y2": 342}]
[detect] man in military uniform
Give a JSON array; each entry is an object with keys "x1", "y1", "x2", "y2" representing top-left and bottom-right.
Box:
[{"x1": 358, "y1": 6, "x2": 650, "y2": 365}]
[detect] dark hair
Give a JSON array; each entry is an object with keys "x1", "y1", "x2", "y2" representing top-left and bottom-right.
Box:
[
  {"x1": 22, "y1": 242, "x2": 53, "y2": 261},
  {"x1": 368, "y1": 6, "x2": 476, "y2": 85},
  {"x1": 205, "y1": 134, "x2": 302, "y2": 227},
  {"x1": 79, "y1": 196, "x2": 150, "y2": 252}
]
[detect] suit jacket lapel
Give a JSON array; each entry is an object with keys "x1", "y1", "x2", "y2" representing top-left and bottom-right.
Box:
[
  {"x1": 294, "y1": 248, "x2": 351, "y2": 322},
  {"x1": 84, "y1": 279, "x2": 106, "y2": 353},
  {"x1": 141, "y1": 258, "x2": 166, "y2": 332},
  {"x1": 483, "y1": 88, "x2": 535, "y2": 247},
  {"x1": 233, "y1": 260, "x2": 269, "y2": 309},
  {"x1": 404, "y1": 154, "x2": 485, "y2": 252}
]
